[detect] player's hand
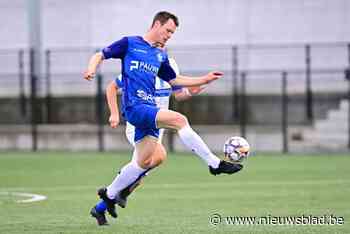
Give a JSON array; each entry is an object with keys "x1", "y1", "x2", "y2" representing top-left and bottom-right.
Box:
[
  {"x1": 204, "y1": 71, "x2": 223, "y2": 84},
  {"x1": 83, "y1": 70, "x2": 96, "y2": 81},
  {"x1": 188, "y1": 85, "x2": 206, "y2": 95},
  {"x1": 109, "y1": 114, "x2": 120, "y2": 128}
]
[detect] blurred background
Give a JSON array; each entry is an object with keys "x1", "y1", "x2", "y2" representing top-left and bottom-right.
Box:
[{"x1": 0, "y1": 0, "x2": 349, "y2": 153}]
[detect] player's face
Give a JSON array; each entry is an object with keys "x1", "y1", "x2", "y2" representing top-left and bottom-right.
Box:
[{"x1": 154, "y1": 19, "x2": 177, "y2": 46}]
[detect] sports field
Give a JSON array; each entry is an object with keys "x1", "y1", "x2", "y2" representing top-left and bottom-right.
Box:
[{"x1": 0, "y1": 152, "x2": 349, "y2": 234}]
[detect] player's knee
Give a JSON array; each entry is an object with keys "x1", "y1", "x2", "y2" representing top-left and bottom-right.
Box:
[
  {"x1": 138, "y1": 157, "x2": 153, "y2": 169},
  {"x1": 175, "y1": 113, "x2": 188, "y2": 129},
  {"x1": 157, "y1": 149, "x2": 167, "y2": 164},
  {"x1": 150, "y1": 144, "x2": 167, "y2": 167}
]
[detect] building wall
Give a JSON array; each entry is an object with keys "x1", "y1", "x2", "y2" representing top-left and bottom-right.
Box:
[
  {"x1": 1, "y1": 0, "x2": 350, "y2": 49},
  {"x1": 0, "y1": 0, "x2": 349, "y2": 98}
]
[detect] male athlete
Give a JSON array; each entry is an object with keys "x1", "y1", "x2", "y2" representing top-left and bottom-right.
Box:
[
  {"x1": 84, "y1": 11, "x2": 243, "y2": 225},
  {"x1": 90, "y1": 56, "x2": 202, "y2": 225}
]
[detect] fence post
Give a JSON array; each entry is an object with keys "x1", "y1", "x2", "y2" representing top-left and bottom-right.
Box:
[
  {"x1": 30, "y1": 48, "x2": 38, "y2": 151},
  {"x1": 18, "y1": 49, "x2": 26, "y2": 118},
  {"x1": 232, "y1": 46, "x2": 239, "y2": 121},
  {"x1": 45, "y1": 49, "x2": 52, "y2": 123},
  {"x1": 305, "y1": 44, "x2": 313, "y2": 122},
  {"x1": 282, "y1": 71, "x2": 289, "y2": 153},
  {"x1": 348, "y1": 75, "x2": 350, "y2": 151},
  {"x1": 347, "y1": 43, "x2": 350, "y2": 150},
  {"x1": 96, "y1": 72, "x2": 104, "y2": 152},
  {"x1": 240, "y1": 72, "x2": 246, "y2": 138}
]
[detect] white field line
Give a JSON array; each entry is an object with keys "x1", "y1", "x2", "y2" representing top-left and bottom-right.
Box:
[
  {"x1": 0, "y1": 179, "x2": 348, "y2": 192},
  {"x1": 0, "y1": 192, "x2": 47, "y2": 203}
]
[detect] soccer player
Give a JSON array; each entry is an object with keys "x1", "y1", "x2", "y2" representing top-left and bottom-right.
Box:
[
  {"x1": 84, "y1": 11, "x2": 243, "y2": 225},
  {"x1": 90, "y1": 56, "x2": 202, "y2": 225}
]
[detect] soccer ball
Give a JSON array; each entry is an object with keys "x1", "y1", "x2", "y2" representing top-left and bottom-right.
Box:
[{"x1": 223, "y1": 136, "x2": 250, "y2": 162}]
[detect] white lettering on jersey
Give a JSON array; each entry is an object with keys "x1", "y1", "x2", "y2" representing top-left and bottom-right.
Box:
[
  {"x1": 130, "y1": 61, "x2": 139, "y2": 71},
  {"x1": 130, "y1": 60, "x2": 159, "y2": 74},
  {"x1": 133, "y1": 48, "x2": 147, "y2": 54},
  {"x1": 139, "y1": 61, "x2": 159, "y2": 74},
  {"x1": 136, "y1": 89, "x2": 155, "y2": 103}
]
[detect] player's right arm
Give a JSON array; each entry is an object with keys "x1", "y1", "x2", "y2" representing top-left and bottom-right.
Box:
[
  {"x1": 83, "y1": 37, "x2": 128, "y2": 81},
  {"x1": 84, "y1": 52, "x2": 104, "y2": 81}
]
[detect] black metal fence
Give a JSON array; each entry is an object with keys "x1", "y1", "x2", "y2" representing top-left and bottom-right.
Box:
[{"x1": 0, "y1": 42, "x2": 349, "y2": 152}]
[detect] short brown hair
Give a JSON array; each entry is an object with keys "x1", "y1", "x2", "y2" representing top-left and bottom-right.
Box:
[{"x1": 152, "y1": 11, "x2": 179, "y2": 27}]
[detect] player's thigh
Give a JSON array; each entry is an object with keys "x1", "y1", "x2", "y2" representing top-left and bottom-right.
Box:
[{"x1": 156, "y1": 109, "x2": 188, "y2": 130}]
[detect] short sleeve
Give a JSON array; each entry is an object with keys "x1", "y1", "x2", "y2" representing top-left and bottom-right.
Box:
[
  {"x1": 102, "y1": 37, "x2": 128, "y2": 59},
  {"x1": 171, "y1": 85, "x2": 183, "y2": 92},
  {"x1": 158, "y1": 57, "x2": 177, "y2": 82},
  {"x1": 169, "y1": 58, "x2": 181, "y2": 91}
]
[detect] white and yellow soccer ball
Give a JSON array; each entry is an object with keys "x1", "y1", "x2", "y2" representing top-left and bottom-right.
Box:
[{"x1": 223, "y1": 136, "x2": 250, "y2": 163}]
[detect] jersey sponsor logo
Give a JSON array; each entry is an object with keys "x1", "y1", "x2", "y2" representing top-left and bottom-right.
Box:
[
  {"x1": 133, "y1": 48, "x2": 147, "y2": 54},
  {"x1": 130, "y1": 61, "x2": 139, "y2": 71},
  {"x1": 130, "y1": 60, "x2": 159, "y2": 75},
  {"x1": 136, "y1": 89, "x2": 155, "y2": 103}
]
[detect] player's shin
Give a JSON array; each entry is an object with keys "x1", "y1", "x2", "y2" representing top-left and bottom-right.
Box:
[
  {"x1": 178, "y1": 125, "x2": 220, "y2": 168},
  {"x1": 106, "y1": 160, "x2": 147, "y2": 199},
  {"x1": 116, "y1": 169, "x2": 150, "y2": 207},
  {"x1": 117, "y1": 144, "x2": 166, "y2": 207}
]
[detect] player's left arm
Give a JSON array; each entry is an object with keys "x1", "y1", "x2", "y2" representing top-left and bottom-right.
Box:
[
  {"x1": 171, "y1": 73, "x2": 222, "y2": 87},
  {"x1": 158, "y1": 58, "x2": 223, "y2": 87},
  {"x1": 168, "y1": 58, "x2": 196, "y2": 101},
  {"x1": 162, "y1": 58, "x2": 209, "y2": 101}
]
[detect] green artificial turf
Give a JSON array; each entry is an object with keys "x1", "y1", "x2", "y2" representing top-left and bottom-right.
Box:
[{"x1": 0, "y1": 152, "x2": 349, "y2": 234}]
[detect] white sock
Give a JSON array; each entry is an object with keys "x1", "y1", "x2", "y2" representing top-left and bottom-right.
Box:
[
  {"x1": 106, "y1": 160, "x2": 146, "y2": 199},
  {"x1": 178, "y1": 125, "x2": 220, "y2": 168},
  {"x1": 131, "y1": 149, "x2": 138, "y2": 163}
]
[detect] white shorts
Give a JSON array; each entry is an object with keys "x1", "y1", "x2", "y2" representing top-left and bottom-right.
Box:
[{"x1": 126, "y1": 122, "x2": 165, "y2": 146}]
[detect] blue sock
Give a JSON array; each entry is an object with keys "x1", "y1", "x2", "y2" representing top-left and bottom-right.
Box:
[{"x1": 95, "y1": 200, "x2": 107, "y2": 213}]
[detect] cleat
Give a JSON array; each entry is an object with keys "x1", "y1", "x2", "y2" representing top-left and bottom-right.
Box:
[
  {"x1": 115, "y1": 179, "x2": 143, "y2": 208},
  {"x1": 90, "y1": 207, "x2": 108, "y2": 226},
  {"x1": 97, "y1": 188, "x2": 118, "y2": 218},
  {"x1": 114, "y1": 193, "x2": 127, "y2": 209},
  {"x1": 209, "y1": 160, "x2": 243, "y2": 175}
]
